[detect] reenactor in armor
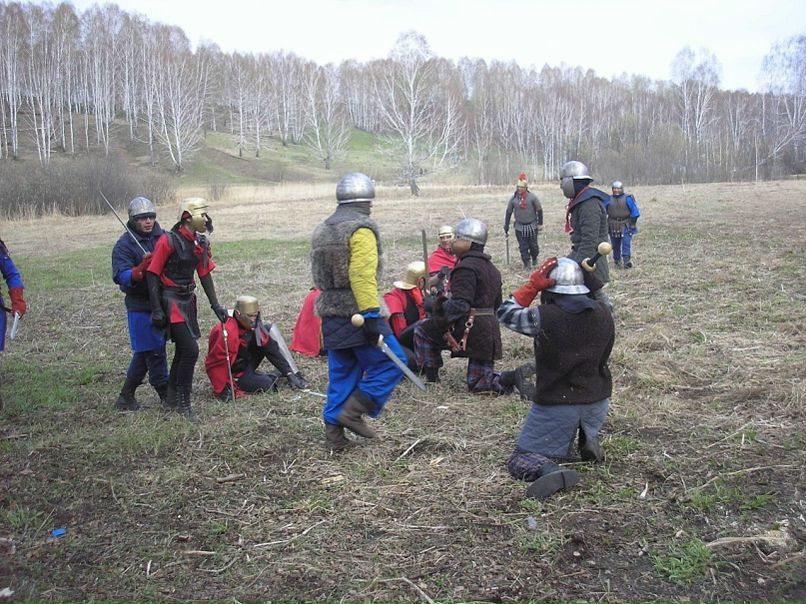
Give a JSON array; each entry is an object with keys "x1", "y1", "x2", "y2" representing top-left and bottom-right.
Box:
[
  {"x1": 605, "y1": 180, "x2": 641, "y2": 268},
  {"x1": 146, "y1": 198, "x2": 228, "y2": 422},
  {"x1": 205, "y1": 295, "x2": 308, "y2": 401},
  {"x1": 504, "y1": 172, "x2": 544, "y2": 269},
  {"x1": 111, "y1": 197, "x2": 169, "y2": 411},
  {"x1": 310, "y1": 172, "x2": 406, "y2": 451},
  {"x1": 413, "y1": 218, "x2": 513, "y2": 394},
  {"x1": 0, "y1": 237, "x2": 27, "y2": 409},
  {"x1": 559, "y1": 160, "x2": 612, "y2": 308},
  {"x1": 383, "y1": 261, "x2": 427, "y2": 368},
  {"x1": 497, "y1": 257, "x2": 615, "y2": 499}
]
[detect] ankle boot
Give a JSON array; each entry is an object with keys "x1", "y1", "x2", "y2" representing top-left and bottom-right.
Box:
[
  {"x1": 579, "y1": 429, "x2": 604, "y2": 462},
  {"x1": 154, "y1": 382, "x2": 168, "y2": 408},
  {"x1": 526, "y1": 461, "x2": 581, "y2": 499},
  {"x1": 176, "y1": 386, "x2": 198, "y2": 423},
  {"x1": 162, "y1": 383, "x2": 177, "y2": 411},
  {"x1": 424, "y1": 367, "x2": 440, "y2": 383},
  {"x1": 613, "y1": 257, "x2": 622, "y2": 268},
  {"x1": 325, "y1": 423, "x2": 352, "y2": 451},
  {"x1": 337, "y1": 390, "x2": 376, "y2": 438},
  {"x1": 499, "y1": 370, "x2": 517, "y2": 387},
  {"x1": 623, "y1": 256, "x2": 632, "y2": 268},
  {"x1": 115, "y1": 377, "x2": 141, "y2": 411}
]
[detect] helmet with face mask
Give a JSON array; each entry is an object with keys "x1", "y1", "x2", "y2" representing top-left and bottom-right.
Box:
[
  {"x1": 234, "y1": 295, "x2": 260, "y2": 327},
  {"x1": 128, "y1": 196, "x2": 156, "y2": 220},
  {"x1": 454, "y1": 218, "x2": 488, "y2": 246},
  {"x1": 546, "y1": 257, "x2": 589, "y2": 294},
  {"x1": 559, "y1": 160, "x2": 593, "y2": 198},
  {"x1": 178, "y1": 197, "x2": 210, "y2": 233}
]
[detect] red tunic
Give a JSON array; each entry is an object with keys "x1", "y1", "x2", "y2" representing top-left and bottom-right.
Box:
[
  {"x1": 147, "y1": 225, "x2": 216, "y2": 323},
  {"x1": 428, "y1": 246, "x2": 457, "y2": 275},
  {"x1": 290, "y1": 288, "x2": 323, "y2": 357},
  {"x1": 383, "y1": 287, "x2": 425, "y2": 336},
  {"x1": 205, "y1": 316, "x2": 248, "y2": 397}
]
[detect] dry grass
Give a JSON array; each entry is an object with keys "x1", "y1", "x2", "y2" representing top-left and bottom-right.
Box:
[{"x1": 0, "y1": 180, "x2": 805, "y2": 603}]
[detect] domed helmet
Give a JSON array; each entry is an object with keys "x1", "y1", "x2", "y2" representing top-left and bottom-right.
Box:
[
  {"x1": 546, "y1": 257, "x2": 589, "y2": 294},
  {"x1": 454, "y1": 218, "x2": 488, "y2": 246},
  {"x1": 178, "y1": 197, "x2": 210, "y2": 233},
  {"x1": 559, "y1": 160, "x2": 593, "y2": 198},
  {"x1": 336, "y1": 172, "x2": 375, "y2": 204},
  {"x1": 393, "y1": 261, "x2": 426, "y2": 290},
  {"x1": 128, "y1": 196, "x2": 156, "y2": 220},
  {"x1": 611, "y1": 180, "x2": 624, "y2": 195}
]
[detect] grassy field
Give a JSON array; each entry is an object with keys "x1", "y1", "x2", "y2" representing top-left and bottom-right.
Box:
[{"x1": 0, "y1": 180, "x2": 804, "y2": 602}]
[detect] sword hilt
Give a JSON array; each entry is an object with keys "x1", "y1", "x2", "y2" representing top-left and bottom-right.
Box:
[{"x1": 581, "y1": 242, "x2": 613, "y2": 272}]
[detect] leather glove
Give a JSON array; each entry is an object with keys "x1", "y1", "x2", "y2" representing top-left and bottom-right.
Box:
[
  {"x1": 8, "y1": 287, "x2": 27, "y2": 316},
  {"x1": 151, "y1": 306, "x2": 167, "y2": 329},
  {"x1": 211, "y1": 303, "x2": 228, "y2": 323},
  {"x1": 131, "y1": 252, "x2": 153, "y2": 282},
  {"x1": 512, "y1": 256, "x2": 558, "y2": 307},
  {"x1": 362, "y1": 316, "x2": 381, "y2": 346},
  {"x1": 286, "y1": 371, "x2": 308, "y2": 390},
  {"x1": 581, "y1": 267, "x2": 604, "y2": 294}
]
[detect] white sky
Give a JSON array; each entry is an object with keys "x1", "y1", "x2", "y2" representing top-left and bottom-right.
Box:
[{"x1": 71, "y1": 0, "x2": 804, "y2": 92}]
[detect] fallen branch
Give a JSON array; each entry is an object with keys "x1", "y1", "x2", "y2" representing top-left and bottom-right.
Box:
[
  {"x1": 216, "y1": 473, "x2": 245, "y2": 484},
  {"x1": 689, "y1": 464, "x2": 795, "y2": 494},
  {"x1": 184, "y1": 550, "x2": 216, "y2": 557},
  {"x1": 395, "y1": 438, "x2": 422, "y2": 461}
]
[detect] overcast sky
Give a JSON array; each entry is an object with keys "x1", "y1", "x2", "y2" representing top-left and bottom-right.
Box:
[{"x1": 70, "y1": 0, "x2": 804, "y2": 92}]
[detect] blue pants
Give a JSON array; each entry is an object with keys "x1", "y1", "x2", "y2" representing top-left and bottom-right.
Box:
[
  {"x1": 323, "y1": 337, "x2": 405, "y2": 425},
  {"x1": 609, "y1": 230, "x2": 633, "y2": 260},
  {"x1": 126, "y1": 348, "x2": 169, "y2": 387}
]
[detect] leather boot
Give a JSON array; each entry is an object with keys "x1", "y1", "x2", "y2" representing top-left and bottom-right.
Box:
[
  {"x1": 579, "y1": 429, "x2": 604, "y2": 462},
  {"x1": 623, "y1": 256, "x2": 632, "y2": 269},
  {"x1": 613, "y1": 257, "x2": 622, "y2": 268},
  {"x1": 115, "y1": 377, "x2": 141, "y2": 411},
  {"x1": 337, "y1": 390, "x2": 376, "y2": 438},
  {"x1": 176, "y1": 386, "x2": 199, "y2": 423},
  {"x1": 499, "y1": 370, "x2": 516, "y2": 387},
  {"x1": 526, "y1": 461, "x2": 581, "y2": 499},
  {"x1": 162, "y1": 383, "x2": 177, "y2": 411},
  {"x1": 154, "y1": 382, "x2": 168, "y2": 408},
  {"x1": 424, "y1": 367, "x2": 440, "y2": 383},
  {"x1": 325, "y1": 423, "x2": 352, "y2": 451}
]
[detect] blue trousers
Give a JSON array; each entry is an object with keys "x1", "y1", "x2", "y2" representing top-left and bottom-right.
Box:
[
  {"x1": 323, "y1": 337, "x2": 405, "y2": 425},
  {"x1": 126, "y1": 348, "x2": 169, "y2": 387},
  {"x1": 609, "y1": 230, "x2": 633, "y2": 260}
]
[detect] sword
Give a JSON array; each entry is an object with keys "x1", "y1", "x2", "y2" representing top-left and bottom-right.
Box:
[
  {"x1": 581, "y1": 241, "x2": 613, "y2": 272},
  {"x1": 421, "y1": 228, "x2": 428, "y2": 268},
  {"x1": 99, "y1": 191, "x2": 148, "y2": 255},
  {"x1": 221, "y1": 323, "x2": 236, "y2": 401},
  {"x1": 505, "y1": 232, "x2": 510, "y2": 265},
  {"x1": 9, "y1": 312, "x2": 20, "y2": 339},
  {"x1": 350, "y1": 314, "x2": 426, "y2": 391}
]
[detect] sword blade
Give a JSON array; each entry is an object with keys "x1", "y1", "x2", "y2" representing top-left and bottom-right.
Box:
[
  {"x1": 377, "y1": 335, "x2": 427, "y2": 391},
  {"x1": 9, "y1": 312, "x2": 20, "y2": 339},
  {"x1": 269, "y1": 323, "x2": 299, "y2": 374}
]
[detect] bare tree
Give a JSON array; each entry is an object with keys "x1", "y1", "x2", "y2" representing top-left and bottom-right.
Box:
[{"x1": 302, "y1": 63, "x2": 350, "y2": 169}]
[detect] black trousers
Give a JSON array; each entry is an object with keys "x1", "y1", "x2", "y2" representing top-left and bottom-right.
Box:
[
  {"x1": 168, "y1": 323, "x2": 198, "y2": 389},
  {"x1": 515, "y1": 230, "x2": 539, "y2": 266}
]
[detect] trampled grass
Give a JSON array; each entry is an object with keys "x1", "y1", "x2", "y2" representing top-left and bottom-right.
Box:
[{"x1": 0, "y1": 180, "x2": 804, "y2": 602}]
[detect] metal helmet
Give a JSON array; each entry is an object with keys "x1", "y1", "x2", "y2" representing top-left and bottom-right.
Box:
[
  {"x1": 546, "y1": 257, "x2": 589, "y2": 295},
  {"x1": 178, "y1": 197, "x2": 209, "y2": 233},
  {"x1": 454, "y1": 218, "x2": 488, "y2": 246},
  {"x1": 393, "y1": 261, "x2": 426, "y2": 290},
  {"x1": 611, "y1": 180, "x2": 623, "y2": 190},
  {"x1": 438, "y1": 225, "x2": 454, "y2": 238},
  {"x1": 336, "y1": 172, "x2": 375, "y2": 204},
  {"x1": 559, "y1": 160, "x2": 593, "y2": 198},
  {"x1": 128, "y1": 196, "x2": 156, "y2": 219},
  {"x1": 234, "y1": 295, "x2": 260, "y2": 317}
]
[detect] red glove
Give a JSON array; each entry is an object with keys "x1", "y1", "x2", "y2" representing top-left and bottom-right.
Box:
[
  {"x1": 512, "y1": 257, "x2": 558, "y2": 307},
  {"x1": 131, "y1": 253, "x2": 153, "y2": 282},
  {"x1": 8, "y1": 287, "x2": 27, "y2": 316}
]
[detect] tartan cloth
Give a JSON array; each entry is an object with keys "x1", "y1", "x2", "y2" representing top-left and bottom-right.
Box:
[
  {"x1": 507, "y1": 447, "x2": 553, "y2": 481},
  {"x1": 414, "y1": 320, "x2": 446, "y2": 369}
]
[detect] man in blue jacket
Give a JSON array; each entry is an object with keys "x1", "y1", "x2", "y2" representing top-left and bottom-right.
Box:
[
  {"x1": 111, "y1": 197, "x2": 168, "y2": 411},
  {"x1": 605, "y1": 180, "x2": 641, "y2": 268}
]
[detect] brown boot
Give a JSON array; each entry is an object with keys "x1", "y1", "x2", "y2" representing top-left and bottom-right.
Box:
[
  {"x1": 325, "y1": 423, "x2": 352, "y2": 451},
  {"x1": 337, "y1": 391, "x2": 376, "y2": 438}
]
